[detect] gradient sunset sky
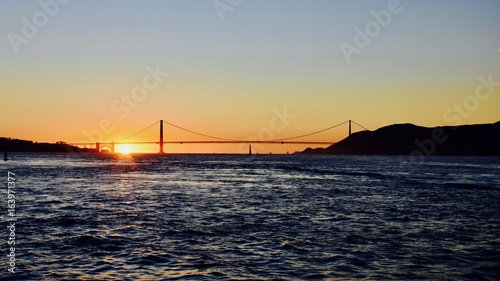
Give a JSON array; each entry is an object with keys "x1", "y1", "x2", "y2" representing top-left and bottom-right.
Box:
[{"x1": 1, "y1": 0, "x2": 499, "y2": 153}]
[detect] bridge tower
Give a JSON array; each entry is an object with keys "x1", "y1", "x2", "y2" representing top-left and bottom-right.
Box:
[
  {"x1": 349, "y1": 120, "x2": 352, "y2": 136},
  {"x1": 159, "y1": 120, "x2": 164, "y2": 154}
]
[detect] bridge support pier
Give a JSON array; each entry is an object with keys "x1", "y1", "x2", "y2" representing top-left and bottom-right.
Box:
[
  {"x1": 96, "y1": 142, "x2": 100, "y2": 152},
  {"x1": 111, "y1": 142, "x2": 115, "y2": 153},
  {"x1": 159, "y1": 120, "x2": 164, "y2": 154}
]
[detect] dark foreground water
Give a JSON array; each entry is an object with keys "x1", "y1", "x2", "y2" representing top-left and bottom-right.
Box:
[{"x1": 1, "y1": 153, "x2": 500, "y2": 280}]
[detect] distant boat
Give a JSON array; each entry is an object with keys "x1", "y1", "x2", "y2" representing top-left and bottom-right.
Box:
[{"x1": 3, "y1": 152, "x2": 8, "y2": 161}]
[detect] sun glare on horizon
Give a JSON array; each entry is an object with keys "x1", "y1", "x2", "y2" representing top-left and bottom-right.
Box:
[{"x1": 118, "y1": 145, "x2": 132, "y2": 154}]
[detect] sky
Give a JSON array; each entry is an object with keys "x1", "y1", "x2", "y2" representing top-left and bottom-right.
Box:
[{"x1": 1, "y1": 0, "x2": 499, "y2": 153}]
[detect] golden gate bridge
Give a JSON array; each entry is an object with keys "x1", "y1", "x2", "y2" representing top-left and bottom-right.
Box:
[{"x1": 68, "y1": 120, "x2": 368, "y2": 153}]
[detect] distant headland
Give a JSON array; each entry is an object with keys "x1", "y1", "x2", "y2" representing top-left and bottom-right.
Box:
[
  {"x1": 299, "y1": 121, "x2": 500, "y2": 156},
  {"x1": 0, "y1": 138, "x2": 95, "y2": 153}
]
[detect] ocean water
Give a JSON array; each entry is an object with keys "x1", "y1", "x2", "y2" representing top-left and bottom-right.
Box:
[{"x1": 2, "y1": 153, "x2": 500, "y2": 280}]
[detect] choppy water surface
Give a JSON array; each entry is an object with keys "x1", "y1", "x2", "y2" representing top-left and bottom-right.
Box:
[{"x1": 2, "y1": 153, "x2": 500, "y2": 280}]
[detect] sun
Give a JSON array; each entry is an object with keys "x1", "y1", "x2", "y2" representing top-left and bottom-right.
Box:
[{"x1": 118, "y1": 145, "x2": 132, "y2": 154}]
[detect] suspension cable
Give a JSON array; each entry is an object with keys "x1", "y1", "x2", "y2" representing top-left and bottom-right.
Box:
[
  {"x1": 117, "y1": 121, "x2": 159, "y2": 142},
  {"x1": 351, "y1": 121, "x2": 370, "y2": 131},
  {"x1": 161, "y1": 120, "x2": 238, "y2": 141},
  {"x1": 273, "y1": 121, "x2": 349, "y2": 141}
]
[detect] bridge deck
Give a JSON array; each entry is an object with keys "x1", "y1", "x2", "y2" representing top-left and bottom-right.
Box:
[{"x1": 65, "y1": 119, "x2": 369, "y2": 152}]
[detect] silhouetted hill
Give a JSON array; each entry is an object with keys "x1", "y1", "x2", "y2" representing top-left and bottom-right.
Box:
[
  {"x1": 300, "y1": 121, "x2": 500, "y2": 156},
  {"x1": 0, "y1": 137, "x2": 93, "y2": 153}
]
